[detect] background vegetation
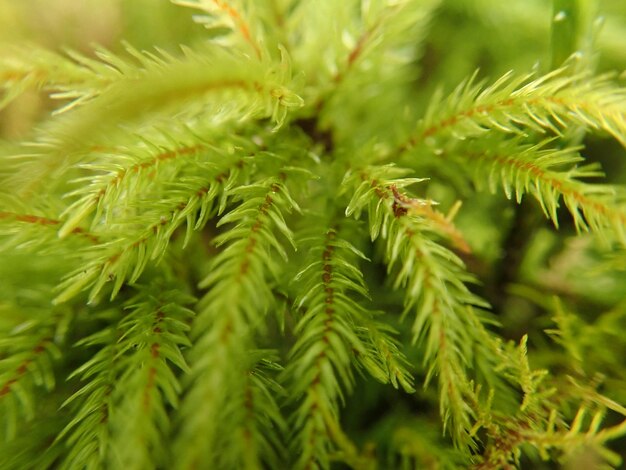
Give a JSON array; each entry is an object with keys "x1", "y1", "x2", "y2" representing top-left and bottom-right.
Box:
[{"x1": 1, "y1": 1, "x2": 625, "y2": 468}]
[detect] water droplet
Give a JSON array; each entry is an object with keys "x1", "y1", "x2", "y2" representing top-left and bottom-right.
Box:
[
  {"x1": 570, "y1": 51, "x2": 583, "y2": 61},
  {"x1": 433, "y1": 148, "x2": 444, "y2": 155},
  {"x1": 554, "y1": 11, "x2": 567, "y2": 22}
]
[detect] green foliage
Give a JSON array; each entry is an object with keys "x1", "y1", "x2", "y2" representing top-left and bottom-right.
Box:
[{"x1": 0, "y1": 1, "x2": 625, "y2": 469}]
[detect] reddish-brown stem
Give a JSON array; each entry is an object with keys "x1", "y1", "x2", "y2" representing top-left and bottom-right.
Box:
[
  {"x1": 0, "y1": 338, "x2": 50, "y2": 398},
  {"x1": 212, "y1": 0, "x2": 262, "y2": 59},
  {"x1": 464, "y1": 151, "x2": 626, "y2": 226},
  {"x1": 0, "y1": 210, "x2": 99, "y2": 243}
]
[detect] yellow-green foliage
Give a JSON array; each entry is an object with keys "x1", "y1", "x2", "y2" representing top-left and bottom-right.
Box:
[{"x1": 1, "y1": 1, "x2": 625, "y2": 469}]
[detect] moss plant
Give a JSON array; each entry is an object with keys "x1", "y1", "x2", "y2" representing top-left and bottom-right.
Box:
[{"x1": 1, "y1": 1, "x2": 626, "y2": 469}]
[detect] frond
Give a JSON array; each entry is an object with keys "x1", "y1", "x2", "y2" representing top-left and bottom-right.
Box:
[
  {"x1": 53, "y1": 150, "x2": 246, "y2": 304},
  {"x1": 474, "y1": 336, "x2": 626, "y2": 469},
  {"x1": 108, "y1": 287, "x2": 194, "y2": 470},
  {"x1": 285, "y1": 226, "x2": 366, "y2": 469},
  {"x1": 285, "y1": 218, "x2": 413, "y2": 469},
  {"x1": 57, "y1": 286, "x2": 194, "y2": 470},
  {"x1": 0, "y1": 46, "x2": 97, "y2": 111},
  {"x1": 356, "y1": 316, "x2": 416, "y2": 394},
  {"x1": 0, "y1": 259, "x2": 73, "y2": 467},
  {"x1": 454, "y1": 137, "x2": 626, "y2": 243},
  {"x1": 209, "y1": 351, "x2": 287, "y2": 470},
  {"x1": 289, "y1": 0, "x2": 438, "y2": 85},
  {"x1": 0, "y1": 302, "x2": 68, "y2": 441},
  {"x1": 172, "y1": 0, "x2": 265, "y2": 59},
  {"x1": 0, "y1": 208, "x2": 98, "y2": 254},
  {"x1": 345, "y1": 165, "x2": 490, "y2": 447},
  {"x1": 56, "y1": 323, "x2": 119, "y2": 470},
  {"x1": 401, "y1": 65, "x2": 626, "y2": 152},
  {"x1": 53, "y1": 43, "x2": 300, "y2": 130},
  {"x1": 7, "y1": 44, "x2": 302, "y2": 193},
  {"x1": 174, "y1": 170, "x2": 301, "y2": 469},
  {"x1": 57, "y1": 128, "x2": 247, "y2": 236},
  {"x1": 334, "y1": 0, "x2": 439, "y2": 83},
  {"x1": 543, "y1": 298, "x2": 626, "y2": 406},
  {"x1": 288, "y1": 0, "x2": 439, "y2": 144}
]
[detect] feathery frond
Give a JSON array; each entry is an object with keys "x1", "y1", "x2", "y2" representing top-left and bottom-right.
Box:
[
  {"x1": 0, "y1": 304, "x2": 67, "y2": 441},
  {"x1": 175, "y1": 169, "x2": 301, "y2": 468},
  {"x1": 5, "y1": 44, "x2": 302, "y2": 195},
  {"x1": 344, "y1": 165, "x2": 490, "y2": 447},
  {"x1": 57, "y1": 287, "x2": 193, "y2": 470},
  {"x1": 54, "y1": 147, "x2": 246, "y2": 304},
  {"x1": 453, "y1": 137, "x2": 626, "y2": 242},
  {"x1": 285, "y1": 219, "x2": 413, "y2": 468},
  {"x1": 401, "y1": 66, "x2": 626, "y2": 153}
]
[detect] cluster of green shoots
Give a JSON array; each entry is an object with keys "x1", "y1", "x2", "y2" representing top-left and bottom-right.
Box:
[{"x1": 0, "y1": 1, "x2": 625, "y2": 469}]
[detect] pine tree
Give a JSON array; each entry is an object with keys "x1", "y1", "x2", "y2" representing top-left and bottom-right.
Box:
[{"x1": 1, "y1": 1, "x2": 626, "y2": 468}]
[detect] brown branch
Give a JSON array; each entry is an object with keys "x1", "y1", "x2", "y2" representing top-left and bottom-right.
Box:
[
  {"x1": 237, "y1": 181, "x2": 282, "y2": 279},
  {"x1": 0, "y1": 210, "x2": 99, "y2": 243},
  {"x1": 302, "y1": 228, "x2": 338, "y2": 470},
  {"x1": 212, "y1": 0, "x2": 261, "y2": 59},
  {"x1": 142, "y1": 309, "x2": 165, "y2": 411},
  {"x1": 390, "y1": 184, "x2": 471, "y2": 253},
  {"x1": 0, "y1": 338, "x2": 51, "y2": 398}
]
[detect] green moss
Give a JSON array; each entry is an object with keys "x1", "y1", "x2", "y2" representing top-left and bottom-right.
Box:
[{"x1": 1, "y1": 1, "x2": 625, "y2": 468}]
